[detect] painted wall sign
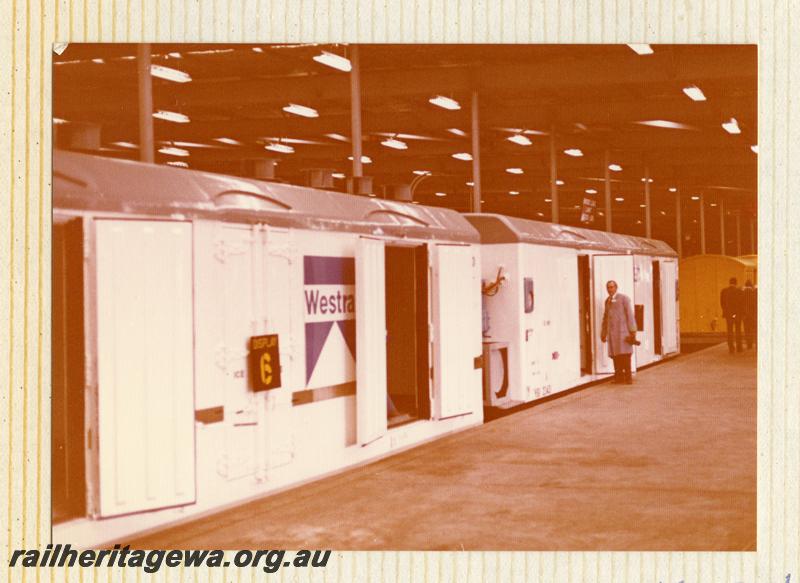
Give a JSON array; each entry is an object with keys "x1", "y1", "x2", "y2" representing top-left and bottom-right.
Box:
[
  {"x1": 303, "y1": 256, "x2": 356, "y2": 385},
  {"x1": 249, "y1": 334, "x2": 281, "y2": 391}
]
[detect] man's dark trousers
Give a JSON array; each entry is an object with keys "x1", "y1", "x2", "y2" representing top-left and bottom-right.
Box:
[
  {"x1": 725, "y1": 316, "x2": 743, "y2": 353},
  {"x1": 612, "y1": 354, "x2": 632, "y2": 383}
]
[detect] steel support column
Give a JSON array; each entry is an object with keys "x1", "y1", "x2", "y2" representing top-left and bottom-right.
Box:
[
  {"x1": 137, "y1": 43, "x2": 154, "y2": 163},
  {"x1": 644, "y1": 166, "x2": 652, "y2": 239},
  {"x1": 550, "y1": 129, "x2": 558, "y2": 223},
  {"x1": 349, "y1": 45, "x2": 363, "y2": 178},
  {"x1": 700, "y1": 193, "x2": 707, "y2": 255},
  {"x1": 604, "y1": 149, "x2": 612, "y2": 232},
  {"x1": 675, "y1": 190, "x2": 682, "y2": 258},
  {"x1": 471, "y1": 90, "x2": 482, "y2": 213},
  {"x1": 736, "y1": 212, "x2": 742, "y2": 256}
]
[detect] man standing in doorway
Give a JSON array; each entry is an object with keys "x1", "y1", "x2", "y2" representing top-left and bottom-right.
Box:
[
  {"x1": 601, "y1": 280, "x2": 638, "y2": 384},
  {"x1": 720, "y1": 277, "x2": 744, "y2": 353}
]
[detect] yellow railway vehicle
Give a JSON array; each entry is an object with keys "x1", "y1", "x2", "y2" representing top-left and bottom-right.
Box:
[{"x1": 679, "y1": 254, "x2": 758, "y2": 334}]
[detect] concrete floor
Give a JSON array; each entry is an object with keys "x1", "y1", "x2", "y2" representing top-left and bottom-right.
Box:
[{"x1": 131, "y1": 343, "x2": 756, "y2": 551}]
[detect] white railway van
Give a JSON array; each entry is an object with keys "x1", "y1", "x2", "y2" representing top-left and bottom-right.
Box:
[
  {"x1": 53, "y1": 151, "x2": 483, "y2": 546},
  {"x1": 464, "y1": 214, "x2": 679, "y2": 407}
]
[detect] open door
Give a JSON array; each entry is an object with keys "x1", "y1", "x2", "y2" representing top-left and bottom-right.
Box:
[
  {"x1": 577, "y1": 254, "x2": 592, "y2": 374},
  {"x1": 592, "y1": 254, "x2": 635, "y2": 374},
  {"x1": 355, "y1": 237, "x2": 388, "y2": 445},
  {"x1": 660, "y1": 259, "x2": 679, "y2": 354},
  {"x1": 93, "y1": 220, "x2": 196, "y2": 518},
  {"x1": 431, "y1": 244, "x2": 481, "y2": 419}
]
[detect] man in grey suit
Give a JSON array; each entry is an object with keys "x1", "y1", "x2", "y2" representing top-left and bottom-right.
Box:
[{"x1": 600, "y1": 280, "x2": 638, "y2": 384}]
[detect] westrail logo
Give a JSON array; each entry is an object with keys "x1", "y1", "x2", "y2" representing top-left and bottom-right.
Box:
[
  {"x1": 303, "y1": 256, "x2": 356, "y2": 384},
  {"x1": 304, "y1": 287, "x2": 355, "y2": 321}
]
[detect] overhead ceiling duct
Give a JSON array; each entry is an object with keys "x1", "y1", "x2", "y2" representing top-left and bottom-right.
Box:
[
  {"x1": 347, "y1": 176, "x2": 373, "y2": 196},
  {"x1": 386, "y1": 183, "x2": 412, "y2": 202},
  {"x1": 56, "y1": 122, "x2": 102, "y2": 151},
  {"x1": 304, "y1": 168, "x2": 334, "y2": 189},
  {"x1": 244, "y1": 158, "x2": 277, "y2": 180}
]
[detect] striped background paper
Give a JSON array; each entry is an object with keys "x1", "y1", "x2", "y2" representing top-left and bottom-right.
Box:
[{"x1": 1, "y1": 0, "x2": 797, "y2": 581}]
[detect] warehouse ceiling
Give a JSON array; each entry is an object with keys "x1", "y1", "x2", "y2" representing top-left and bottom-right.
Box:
[{"x1": 53, "y1": 43, "x2": 757, "y2": 253}]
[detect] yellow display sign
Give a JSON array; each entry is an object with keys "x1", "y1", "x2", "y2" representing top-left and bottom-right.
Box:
[{"x1": 249, "y1": 334, "x2": 281, "y2": 391}]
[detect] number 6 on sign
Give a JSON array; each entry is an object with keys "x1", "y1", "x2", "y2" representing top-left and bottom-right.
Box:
[{"x1": 249, "y1": 334, "x2": 281, "y2": 391}]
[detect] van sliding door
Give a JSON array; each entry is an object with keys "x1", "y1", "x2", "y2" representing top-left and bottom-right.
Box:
[
  {"x1": 660, "y1": 260, "x2": 679, "y2": 354},
  {"x1": 93, "y1": 220, "x2": 196, "y2": 518},
  {"x1": 592, "y1": 254, "x2": 635, "y2": 374},
  {"x1": 431, "y1": 244, "x2": 481, "y2": 419},
  {"x1": 355, "y1": 237, "x2": 388, "y2": 445}
]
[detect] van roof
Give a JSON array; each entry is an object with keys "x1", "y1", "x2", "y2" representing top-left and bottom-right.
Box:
[
  {"x1": 54, "y1": 150, "x2": 479, "y2": 243},
  {"x1": 464, "y1": 213, "x2": 677, "y2": 257}
]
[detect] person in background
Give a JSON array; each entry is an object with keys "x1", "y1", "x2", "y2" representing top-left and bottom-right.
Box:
[
  {"x1": 601, "y1": 280, "x2": 638, "y2": 384},
  {"x1": 720, "y1": 277, "x2": 744, "y2": 353},
  {"x1": 742, "y1": 279, "x2": 757, "y2": 349}
]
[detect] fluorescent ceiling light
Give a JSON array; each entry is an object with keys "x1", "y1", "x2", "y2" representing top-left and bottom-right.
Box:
[
  {"x1": 158, "y1": 146, "x2": 189, "y2": 157},
  {"x1": 536, "y1": 212, "x2": 544, "y2": 217},
  {"x1": 506, "y1": 167, "x2": 524, "y2": 174},
  {"x1": 167, "y1": 52, "x2": 182, "y2": 59},
  {"x1": 556, "y1": 180, "x2": 564, "y2": 186},
  {"x1": 447, "y1": 128, "x2": 467, "y2": 137},
  {"x1": 214, "y1": 137, "x2": 242, "y2": 146},
  {"x1": 332, "y1": 172, "x2": 346, "y2": 179},
  {"x1": 544, "y1": 198, "x2": 552, "y2": 202},
  {"x1": 347, "y1": 155, "x2": 372, "y2": 163},
  {"x1": 413, "y1": 170, "x2": 431, "y2": 175},
  {"x1": 507, "y1": 134, "x2": 532, "y2": 146},
  {"x1": 509, "y1": 191, "x2": 520, "y2": 196},
  {"x1": 628, "y1": 44, "x2": 654, "y2": 55},
  {"x1": 682, "y1": 85, "x2": 706, "y2": 101},
  {"x1": 751, "y1": 144, "x2": 758, "y2": 154},
  {"x1": 252, "y1": 47, "x2": 264, "y2": 53},
  {"x1": 434, "y1": 192, "x2": 447, "y2": 197},
  {"x1": 452, "y1": 152, "x2": 472, "y2": 161},
  {"x1": 150, "y1": 64, "x2": 192, "y2": 83},
  {"x1": 615, "y1": 197, "x2": 625, "y2": 202},
  {"x1": 585, "y1": 188, "x2": 597, "y2": 194},
  {"x1": 91, "y1": 58, "x2": 105, "y2": 64},
  {"x1": 283, "y1": 103, "x2": 319, "y2": 118},
  {"x1": 169, "y1": 141, "x2": 216, "y2": 148},
  {"x1": 466, "y1": 181, "x2": 474, "y2": 186},
  {"x1": 429, "y1": 96, "x2": 461, "y2": 110},
  {"x1": 564, "y1": 148, "x2": 583, "y2": 157},
  {"x1": 265, "y1": 143, "x2": 295, "y2": 154},
  {"x1": 153, "y1": 110, "x2": 190, "y2": 123},
  {"x1": 669, "y1": 187, "x2": 677, "y2": 192},
  {"x1": 112, "y1": 141, "x2": 137, "y2": 149},
  {"x1": 710, "y1": 203, "x2": 718, "y2": 207},
  {"x1": 166, "y1": 161, "x2": 188, "y2": 168},
  {"x1": 381, "y1": 138, "x2": 408, "y2": 150},
  {"x1": 636, "y1": 119, "x2": 695, "y2": 130},
  {"x1": 326, "y1": 133, "x2": 349, "y2": 142},
  {"x1": 691, "y1": 196, "x2": 700, "y2": 201},
  {"x1": 640, "y1": 204, "x2": 647, "y2": 208},
  {"x1": 640, "y1": 177, "x2": 654, "y2": 183},
  {"x1": 312, "y1": 51, "x2": 352, "y2": 72},
  {"x1": 722, "y1": 118, "x2": 741, "y2": 134},
  {"x1": 608, "y1": 163, "x2": 622, "y2": 172}
]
